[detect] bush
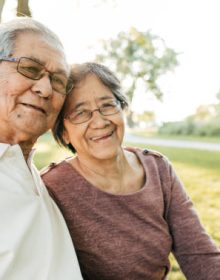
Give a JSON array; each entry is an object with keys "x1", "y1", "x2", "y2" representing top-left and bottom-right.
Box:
[{"x1": 159, "y1": 117, "x2": 220, "y2": 137}]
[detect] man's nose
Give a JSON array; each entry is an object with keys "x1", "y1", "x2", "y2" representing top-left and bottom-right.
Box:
[{"x1": 31, "y1": 74, "x2": 53, "y2": 98}]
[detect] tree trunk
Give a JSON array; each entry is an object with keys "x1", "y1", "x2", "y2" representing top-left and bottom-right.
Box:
[
  {"x1": 0, "y1": 0, "x2": 5, "y2": 22},
  {"x1": 16, "y1": 0, "x2": 31, "y2": 17},
  {"x1": 126, "y1": 110, "x2": 135, "y2": 128}
]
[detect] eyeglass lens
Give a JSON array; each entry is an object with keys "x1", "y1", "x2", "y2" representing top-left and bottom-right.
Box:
[
  {"x1": 17, "y1": 57, "x2": 72, "y2": 95},
  {"x1": 67, "y1": 101, "x2": 121, "y2": 124}
]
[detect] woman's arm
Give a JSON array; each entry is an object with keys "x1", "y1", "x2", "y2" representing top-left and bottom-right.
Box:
[{"x1": 167, "y1": 164, "x2": 220, "y2": 279}]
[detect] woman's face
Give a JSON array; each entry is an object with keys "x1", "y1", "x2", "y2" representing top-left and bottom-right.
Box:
[{"x1": 63, "y1": 74, "x2": 125, "y2": 161}]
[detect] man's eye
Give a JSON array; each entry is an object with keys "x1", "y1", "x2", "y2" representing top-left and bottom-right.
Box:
[
  {"x1": 52, "y1": 75, "x2": 66, "y2": 87},
  {"x1": 21, "y1": 66, "x2": 40, "y2": 75}
]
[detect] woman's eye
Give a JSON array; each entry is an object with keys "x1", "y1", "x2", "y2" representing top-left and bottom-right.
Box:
[
  {"x1": 75, "y1": 111, "x2": 87, "y2": 117},
  {"x1": 102, "y1": 102, "x2": 116, "y2": 108}
]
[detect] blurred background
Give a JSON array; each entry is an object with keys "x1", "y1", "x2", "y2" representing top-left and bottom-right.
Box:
[{"x1": 1, "y1": 1, "x2": 219, "y2": 279}]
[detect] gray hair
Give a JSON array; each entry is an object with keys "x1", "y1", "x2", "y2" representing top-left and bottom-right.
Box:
[
  {"x1": 53, "y1": 62, "x2": 129, "y2": 153},
  {"x1": 0, "y1": 17, "x2": 64, "y2": 57}
]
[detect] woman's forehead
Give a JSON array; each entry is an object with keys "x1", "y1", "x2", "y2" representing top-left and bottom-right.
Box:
[{"x1": 65, "y1": 95, "x2": 115, "y2": 111}]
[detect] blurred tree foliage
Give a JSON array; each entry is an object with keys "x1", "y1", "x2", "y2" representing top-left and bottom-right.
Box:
[
  {"x1": 136, "y1": 111, "x2": 156, "y2": 122},
  {"x1": 0, "y1": 0, "x2": 31, "y2": 21},
  {"x1": 159, "y1": 92, "x2": 220, "y2": 137},
  {"x1": 95, "y1": 27, "x2": 178, "y2": 127}
]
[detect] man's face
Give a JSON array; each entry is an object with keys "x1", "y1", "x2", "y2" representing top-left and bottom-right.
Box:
[{"x1": 0, "y1": 32, "x2": 69, "y2": 144}]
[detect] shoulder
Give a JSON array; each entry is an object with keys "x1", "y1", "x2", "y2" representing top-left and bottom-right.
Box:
[
  {"x1": 41, "y1": 160, "x2": 73, "y2": 194},
  {"x1": 125, "y1": 146, "x2": 171, "y2": 171},
  {"x1": 125, "y1": 146, "x2": 165, "y2": 159},
  {"x1": 40, "y1": 162, "x2": 59, "y2": 176},
  {"x1": 40, "y1": 161, "x2": 62, "y2": 176},
  {"x1": 40, "y1": 159, "x2": 71, "y2": 183},
  {"x1": 141, "y1": 148, "x2": 164, "y2": 158}
]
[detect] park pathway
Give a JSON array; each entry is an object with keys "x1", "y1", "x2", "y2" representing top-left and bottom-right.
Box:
[{"x1": 124, "y1": 133, "x2": 220, "y2": 151}]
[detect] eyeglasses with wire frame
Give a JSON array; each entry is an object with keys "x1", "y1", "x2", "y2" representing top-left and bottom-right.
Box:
[
  {"x1": 0, "y1": 56, "x2": 73, "y2": 95},
  {"x1": 65, "y1": 99, "x2": 123, "y2": 124}
]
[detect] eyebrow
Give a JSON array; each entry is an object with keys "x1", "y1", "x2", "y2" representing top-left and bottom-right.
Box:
[
  {"x1": 72, "y1": 96, "x2": 116, "y2": 111},
  {"x1": 28, "y1": 56, "x2": 68, "y2": 76},
  {"x1": 73, "y1": 102, "x2": 87, "y2": 111},
  {"x1": 96, "y1": 96, "x2": 115, "y2": 102}
]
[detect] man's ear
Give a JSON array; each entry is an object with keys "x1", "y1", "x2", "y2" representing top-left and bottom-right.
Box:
[{"x1": 62, "y1": 129, "x2": 70, "y2": 145}]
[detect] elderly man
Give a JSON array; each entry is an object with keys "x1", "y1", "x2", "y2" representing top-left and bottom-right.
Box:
[{"x1": 0, "y1": 18, "x2": 82, "y2": 279}]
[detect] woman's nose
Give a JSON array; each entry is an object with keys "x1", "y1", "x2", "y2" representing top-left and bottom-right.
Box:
[{"x1": 89, "y1": 109, "x2": 110, "y2": 128}]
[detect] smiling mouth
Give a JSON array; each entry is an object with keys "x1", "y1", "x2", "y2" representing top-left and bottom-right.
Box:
[
  {"x1": 21, "y1": 103, "x2": 46, "y2": 115},
  {"x1": 90, "y1": 131, "x2": 114, "y2": 141}
]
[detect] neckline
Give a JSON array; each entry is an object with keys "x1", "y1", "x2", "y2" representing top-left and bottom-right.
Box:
[{"x1": 62, "y1": 149, "x2": 150, "y2": 197}]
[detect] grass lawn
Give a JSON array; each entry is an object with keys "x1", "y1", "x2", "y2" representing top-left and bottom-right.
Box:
[
  {"x1": 125, "y1": 142, "x2": 220, "y2": 280},
  {"x1": 35, "y1": 132, "x2": 220, "y2": 280},
  {"x1": 128, "y1": 128, "x2": 220, "y2": 144}
]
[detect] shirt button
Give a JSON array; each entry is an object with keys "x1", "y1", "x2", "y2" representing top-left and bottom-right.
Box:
[{"x1": 143, "y1": 149, "x2": 149, "y2": 155}]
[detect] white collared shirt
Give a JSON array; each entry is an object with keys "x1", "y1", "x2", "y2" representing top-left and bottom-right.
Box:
[{"x1": 0, "y1": 143, "x2": 82, "y2": 280}]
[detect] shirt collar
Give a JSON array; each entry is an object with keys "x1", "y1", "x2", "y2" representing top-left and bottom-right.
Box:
[
  {"x1": 0, "y1": 143, "x2": 36, "y2": 162},
  {"x1": 0, "y1": 143, "x2": 11, "y2": 158},
  {"x1": 27, "y1": 148, "x2": 36, "y2": 167}
]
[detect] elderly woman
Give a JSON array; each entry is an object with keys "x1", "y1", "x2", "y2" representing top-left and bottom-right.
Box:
[{"x1": 42, "y1": 62, "x2": 220, "y2": 280}]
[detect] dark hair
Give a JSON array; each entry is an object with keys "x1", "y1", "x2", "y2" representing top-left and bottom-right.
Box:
[{"x1": 52, "y1": 62, "x2": 129, "y2": 153}]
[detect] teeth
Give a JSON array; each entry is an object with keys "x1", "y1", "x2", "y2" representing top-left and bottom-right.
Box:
[
  {"x1": 22, "y1": 103, "x2": 45, "y2": 114},
  {"x1": 92, "y1": 136, "x2": 103, "y2": 141},
  {"x1": 91, "y1": 131, "x2": 113, "y2": 141}
]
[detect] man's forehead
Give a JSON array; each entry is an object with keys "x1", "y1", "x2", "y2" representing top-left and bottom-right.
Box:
[
  {"x1": 14, "y1": 33, "x2": 69, "y2": 74},
  {"x1": 29, "y1": 55, "x2": 70, "y2": 75}
]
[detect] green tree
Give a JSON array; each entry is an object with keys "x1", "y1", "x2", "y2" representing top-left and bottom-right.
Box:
[
  {"x1": 96, "y1": 27, "x2": 178, "y2": 126},
  {"x1": 194, "y1": 104, "x2": 215, "y2": 121},
  {"x1": 159, "y1": 90, "x2": 220, "y2": 137},
  {"x1": 136, "y1": 111, "x2": 156, "y2": 122},
  {"x1": 215, "y1": 89, "x2": 220, "y2": 115}
]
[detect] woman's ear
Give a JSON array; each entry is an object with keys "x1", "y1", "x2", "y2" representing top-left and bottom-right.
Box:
[{"x1": 62, "y1": 129, "x2": 70, "y2": 145}]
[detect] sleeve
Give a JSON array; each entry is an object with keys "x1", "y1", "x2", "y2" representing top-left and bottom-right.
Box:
[
  {"x1": 167, "y1": 163, "x2": 220, "y2": 279},
  {"x1": 42, "y1": 174, "x2": 61, "y2": 206}
]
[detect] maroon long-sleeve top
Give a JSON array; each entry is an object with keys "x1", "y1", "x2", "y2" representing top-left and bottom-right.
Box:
[{"x1": 42, "y1": 148, "x2": 220, "y2": 280}]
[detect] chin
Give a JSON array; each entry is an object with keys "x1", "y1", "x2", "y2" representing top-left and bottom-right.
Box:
[
  {"x1": 90, "y1": 147, "x2": 120, "y2": 161},
  {"x1": 22, "y1": 126, "x2": 48, "y2": 140}
]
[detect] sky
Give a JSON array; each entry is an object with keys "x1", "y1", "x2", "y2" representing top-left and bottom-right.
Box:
[{"x1": 2, "y1": 0, "x2": 220, "y2": 122}]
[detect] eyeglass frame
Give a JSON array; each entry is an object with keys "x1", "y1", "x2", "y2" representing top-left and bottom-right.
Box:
[
  {"x1": 0, "y1": 56, "x2": 73, "y2": 95},
  {"x1": 65, "y1": 99, "x2": 123, "y2": 125}
]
